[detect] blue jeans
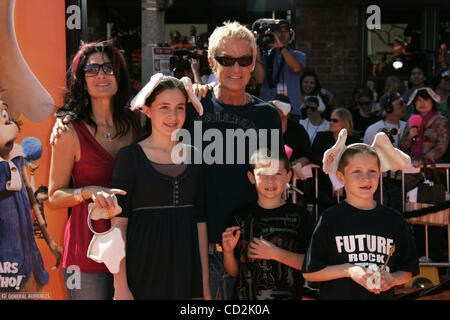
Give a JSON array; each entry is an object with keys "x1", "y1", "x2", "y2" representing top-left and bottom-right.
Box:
[
  {"x1": 62, "y1": 268, "x2": 113, "y2": 300},
  {"x1": 209, "y1": 250, "x2": 236, "y2": 300}
]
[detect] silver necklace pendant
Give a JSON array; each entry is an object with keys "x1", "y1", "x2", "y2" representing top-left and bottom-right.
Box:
[{"x1": 104, "y1": 131, "x2": 113, "y2": 142}]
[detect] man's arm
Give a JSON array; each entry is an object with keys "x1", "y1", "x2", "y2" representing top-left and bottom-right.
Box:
[
  {"x1": 272, "y1": 34, "x2": 304, "y2": 73},
  {"x1": 253, "y1": 47, "x2": 266, "y2": 85}
]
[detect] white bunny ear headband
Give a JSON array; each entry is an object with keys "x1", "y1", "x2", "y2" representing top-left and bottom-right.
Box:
[
  {"x1": 322, "y1": 129, "x2": 411, "y2": 174},
  {"x1": 301, "y1": 95, "x2": 326, "y2": 112},
  {"x1": 270, "y1": 99, "x2": 291, "y2": 116},
  {"x1": 130, "y1": 73, "x2": 204, "y2": 116},
  {"x1": 406, "y1": 87, "x2": 441, "y2": 106}
]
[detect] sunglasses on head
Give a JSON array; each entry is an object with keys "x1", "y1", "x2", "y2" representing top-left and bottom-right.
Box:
[
  {"x1": 83, "y1": 62, "x2": 115, "y2": 77},
  {"x1": 214, "y1": 55, "x2": 253, "y2": 67}
]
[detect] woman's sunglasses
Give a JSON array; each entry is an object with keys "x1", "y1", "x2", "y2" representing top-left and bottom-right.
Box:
[
  {"x1": 330, "y1": 118, "x2": 339, "y2": 123},
  {"x1": 305, "y1": 105, "x2": 317, "y2": 111},
  {"x1": 214, "y1": 55, "x2": 253, "y2": 67},
  {"x1": 83, "y1": 62, "x2": 115, "y2": 77}
]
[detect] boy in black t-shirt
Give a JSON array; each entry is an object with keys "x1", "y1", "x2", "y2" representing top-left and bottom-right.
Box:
[
  {"x1": 222, "y1": 148, "x2": 314, "y2": 300},
  {"x1": 302, "y1": 129, "x2": 419, "y2": 300}
]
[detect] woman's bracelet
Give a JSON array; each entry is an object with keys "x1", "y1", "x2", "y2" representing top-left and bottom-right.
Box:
[{"x1": 73, "y1": 187, "x2": 85, "y2": 203}]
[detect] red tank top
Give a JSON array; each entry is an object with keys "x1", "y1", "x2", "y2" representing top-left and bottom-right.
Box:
[{"x1": 62, "y1": 113, "x2": 140, "y2": 273}]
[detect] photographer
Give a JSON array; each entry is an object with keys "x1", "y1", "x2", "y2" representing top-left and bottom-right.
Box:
[
  {"x1": 171, "y1": 49, "x2": 217, "y2": 85},
  {"x1": 253, "y1": 19, "x2": 306, "y2": 121},
  {"x1": 363, "y1": 92, "x2": 407, "y2": 147}
]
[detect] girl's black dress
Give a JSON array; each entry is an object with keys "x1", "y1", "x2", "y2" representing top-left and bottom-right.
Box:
[{"x1": 111, "y1": 144, "x2": 204, "y2": 299}]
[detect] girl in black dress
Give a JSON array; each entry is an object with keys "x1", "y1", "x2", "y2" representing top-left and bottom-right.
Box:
[{"x1": 111, "y1": 74, "x2": 211, "y2": 300}]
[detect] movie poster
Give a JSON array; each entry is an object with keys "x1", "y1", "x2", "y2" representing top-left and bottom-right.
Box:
[{"x1": 0, "y1": 0, "x2": 67, "y2": 300}]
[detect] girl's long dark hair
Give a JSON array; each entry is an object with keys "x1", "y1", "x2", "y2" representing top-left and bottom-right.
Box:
[{"x1": 58, "y1": 41, "x2": 138, "y2": 139}]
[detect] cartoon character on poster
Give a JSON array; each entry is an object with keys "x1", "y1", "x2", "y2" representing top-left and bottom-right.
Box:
[
  {"x1": 0, "y1": 94, "x2": 62, "y2": 295},
  {"x1": 0, "y1": 0, "x2": 55, "y2": 122}
]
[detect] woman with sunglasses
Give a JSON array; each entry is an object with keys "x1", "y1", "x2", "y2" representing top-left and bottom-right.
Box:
[
  {"x1": 48, "y1": 41, "x2": 144, "y2": 300},
  {"x1": 399, "y1": 87, "x2": 449, "y2": 168},
  {"x1": 350, "y1": 88, "x2": 380, "y2": 137},
  {"x1": 300, "y1": 70, "x2": 335, "y2": 114},
  {"x1": 299, "y1": 95, "x2": 330, "y2": 144},
  {"x1": 306, "y1": 108, "x2": 360, "y2": 213}
]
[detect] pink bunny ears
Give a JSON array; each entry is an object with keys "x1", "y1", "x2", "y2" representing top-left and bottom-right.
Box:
[
  {"x1": 322, "y1": 129, "x2": 411, "y2": 174},
  {"x1": 130, "y1": 73, "x2": 204, "y2": 116}
]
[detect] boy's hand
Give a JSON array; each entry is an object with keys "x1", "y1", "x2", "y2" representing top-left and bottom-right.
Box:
[
  {"x1": 379, "y1": 271, "x2": 397, "y2": 293},
  {"x1": 247, "y1": 237, "x2": 278, "y2": 261},
  {"x1": 222, "y1": 226, "x2": 240, "y2": 253},
  {"x1": 348, "y1": 265, "x2": 381, "y2": 293}
]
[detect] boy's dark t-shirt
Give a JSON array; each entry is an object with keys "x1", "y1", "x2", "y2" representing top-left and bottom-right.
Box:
[
  {"x1": 229, "y1": 201, "x2": 314, "y2": 300},
  {"x1": 303, "y1": 201, "x2": 419, "y2": 300}
]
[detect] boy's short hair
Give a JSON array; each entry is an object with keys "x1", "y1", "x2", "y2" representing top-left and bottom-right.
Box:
[
  {"x1": 249, "y1": 148, "x2": 291, "y2": 172},
  {"x1": 337, "y1": 144, "x2": 380, "y2": 173}
]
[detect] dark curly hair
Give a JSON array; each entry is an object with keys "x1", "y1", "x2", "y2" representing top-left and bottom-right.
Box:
[{"x1": 57, "y1": 41, "x2": 138, "y2": 139}]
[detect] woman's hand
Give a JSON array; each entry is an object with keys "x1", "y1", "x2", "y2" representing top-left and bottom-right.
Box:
[
  {"x1": 409, "y1": 127, "x2": 418, "y2": 140},
  {"x1": 49, "y1": 115, "x2": 72, "y2": 145},
  {"x1": 82, "y1": 186, "x2": 126, "y2": 218}
]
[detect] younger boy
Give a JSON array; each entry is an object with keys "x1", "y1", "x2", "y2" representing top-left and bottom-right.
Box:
[
  {"x1": 302, "y1": 144, "x2": 419, "y2": 300},
  {"x1": 222, "y1": 148, "x2": 314, "y2": 300}
]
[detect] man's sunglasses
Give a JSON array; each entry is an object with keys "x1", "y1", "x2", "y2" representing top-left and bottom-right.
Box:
[
  {"x1": 83, "y1": 62, "x2": 115, "y2": 77},
  {"x1": 214, "y1": 55, "x2": 253, "y2": 67},
  {"x1": 358, "y1": 101, "x2": 372, "y2": 106}
]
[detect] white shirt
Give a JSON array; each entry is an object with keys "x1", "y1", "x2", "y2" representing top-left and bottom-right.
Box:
[
  {"x1": 363, "y1": 119, "x2": 406, "y2": 147},
  {"x1": 299, "y1": 118, "x2": 330, "y2": 144},
  {"x1": 201, "y1": 73, "x2": 217, "y2": 85}
]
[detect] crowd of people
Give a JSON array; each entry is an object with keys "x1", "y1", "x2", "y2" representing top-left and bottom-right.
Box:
[{"x1": 17, "y1": 19, "x2": 450, "y2": 300}]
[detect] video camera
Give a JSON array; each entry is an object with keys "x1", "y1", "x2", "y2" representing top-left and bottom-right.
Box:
[
  {"x1": 170, "y1": 48, "x2": 208, "y2": 79},
  {"x1": 251, "y1": 18, "x2": 294, "y2": 52}
]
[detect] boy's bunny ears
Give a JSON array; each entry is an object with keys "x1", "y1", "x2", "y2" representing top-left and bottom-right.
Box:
[
  {"x1": 130, "y1": 73, "x2": 203, "y2": 116},
  {"x1": 322, "y1": 129, "x2": 411, "y2": 174}
]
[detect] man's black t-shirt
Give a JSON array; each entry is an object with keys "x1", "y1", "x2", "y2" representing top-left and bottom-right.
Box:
[
  {"x1": 229, "y1": 202, "x2": 314, "y2": 300},
  {"x1": 183, "y1": 91, "x2": 284, "y2": 243},
  {"x1": 303, "y1": 201, "x2": 419, "y2": 300}
]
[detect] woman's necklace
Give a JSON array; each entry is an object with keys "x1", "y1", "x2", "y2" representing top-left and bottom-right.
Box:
[{"x1": 96, "y1": 123, "x2": 114, "y2": 142}]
